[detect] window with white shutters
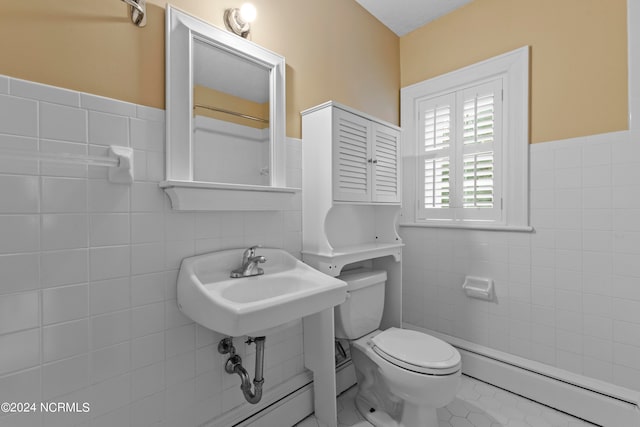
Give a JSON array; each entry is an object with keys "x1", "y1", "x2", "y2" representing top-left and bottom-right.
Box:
[
  {"x1": 416, "y1": 79, "x2": 502, "y2": 222},
  {"x1": 401, "y1": 46, "x2": 530, "y2": 230}
]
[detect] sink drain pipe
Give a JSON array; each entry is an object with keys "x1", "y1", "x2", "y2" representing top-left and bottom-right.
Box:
[{"x1": 218, "y1": 336, "x2": 265, "y2": 404}]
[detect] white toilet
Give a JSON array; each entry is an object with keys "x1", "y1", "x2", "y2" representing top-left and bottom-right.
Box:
[{"x1": 335, "y1": 269, "x2": 461, "y2": 427}]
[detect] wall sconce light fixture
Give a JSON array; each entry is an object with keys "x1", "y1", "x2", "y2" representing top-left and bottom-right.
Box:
[
  {"x1": 121, "y1": 0, "x2": 146, "y2": 27},
  {"x1": 224, "y1": 3, "x2": 257, "y2": 38}
]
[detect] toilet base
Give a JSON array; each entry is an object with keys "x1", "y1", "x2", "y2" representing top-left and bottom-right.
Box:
[
  {"x1": 355, "y1": 393, "x2": 397, "y2": 427},
  {"x1": 355, "y1": 392, "x2": 439, "y2": 427},
  {"x1": 348, "y1": 330, "x2": 460, "y2": 427}
]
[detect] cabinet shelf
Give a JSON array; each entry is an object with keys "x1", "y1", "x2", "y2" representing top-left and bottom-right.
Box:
[{"x1": 302, "y1": 242, "x2": 403, "y2": 276}]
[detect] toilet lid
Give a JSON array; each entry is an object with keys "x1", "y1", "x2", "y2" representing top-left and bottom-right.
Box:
[{"x1": 371, "y1": 328, "x2": 461, "y2": 375}]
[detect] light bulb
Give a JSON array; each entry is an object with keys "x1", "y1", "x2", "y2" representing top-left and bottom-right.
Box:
[{"x1": 239, "y1": 3, "x2": 257, "y2": 23}]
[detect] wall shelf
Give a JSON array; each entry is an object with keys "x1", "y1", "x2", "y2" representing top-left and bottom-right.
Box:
[{"x1": 160, "y1": 180, "x2": 300, "y2": 211}]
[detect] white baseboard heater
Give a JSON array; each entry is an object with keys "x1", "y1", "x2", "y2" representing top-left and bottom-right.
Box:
[
  {"x1": 213, "y1": 361, "x2": 356, "y2": 427},
  {"x1": 404, "y1": 323, "x2": 640, "y2": 427}
]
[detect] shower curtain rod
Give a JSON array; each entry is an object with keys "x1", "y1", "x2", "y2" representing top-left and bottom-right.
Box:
[{"x1": 194, "y1": 104, "x2": 270, "y2": 124}]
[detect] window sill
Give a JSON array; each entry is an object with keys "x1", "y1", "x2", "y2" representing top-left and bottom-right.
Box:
[{"x1": 399, "y1": 222, "x2": 533, "y2": 232}]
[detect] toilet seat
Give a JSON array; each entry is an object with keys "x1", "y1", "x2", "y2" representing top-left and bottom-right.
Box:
[{"x1": 370, "y1": 328, "x2": 461, "y2": 375}]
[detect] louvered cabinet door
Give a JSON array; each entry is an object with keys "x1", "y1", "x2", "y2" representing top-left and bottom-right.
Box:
[
  {"x1": 372, "y1": 123, "x2": 400, "y2": 203},
  {"x1": 332, "y1": 109, "x2": 372, "y2": 202}
]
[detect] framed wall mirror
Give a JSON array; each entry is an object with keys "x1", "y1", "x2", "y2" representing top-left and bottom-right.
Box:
[{"x1": 162, "y1": 6, "x2": 293, "y2": 210}]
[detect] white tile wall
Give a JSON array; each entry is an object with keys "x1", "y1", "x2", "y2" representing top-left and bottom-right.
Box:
[
  {"x1": 401, "y1": 130, "x2": 640, "y2": 393},
  {"x1": 0, "y1": 75, "x2": 304, "y2": 427}
]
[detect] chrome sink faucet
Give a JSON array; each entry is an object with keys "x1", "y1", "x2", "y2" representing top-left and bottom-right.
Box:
[{"x1": 230, "y1": 245, "x2": 266, "y2": 278}]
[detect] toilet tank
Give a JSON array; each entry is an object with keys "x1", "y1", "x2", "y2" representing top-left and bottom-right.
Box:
[{"x1": 334, "y1": 269, "x2": 387, "y2": 340}]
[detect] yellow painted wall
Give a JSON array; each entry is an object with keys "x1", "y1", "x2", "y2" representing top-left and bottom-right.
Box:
[
  {"x1": 0, "y1": 0, "x2": 629, "y2": 143},
  {"x1": 400, "y1": 0, "x2": 628, "y2": 143},
  {"x1": 0, "y1": 0, "x2": 399, "y2": 138}
]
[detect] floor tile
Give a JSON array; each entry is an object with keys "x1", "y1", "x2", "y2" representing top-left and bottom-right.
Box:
[{"x1": 295, "y1": 375, "x2": 597, "y2": 427}]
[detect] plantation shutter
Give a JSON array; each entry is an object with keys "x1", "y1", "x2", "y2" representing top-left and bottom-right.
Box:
[
  {"x1": 417, "y1": 78, "x2": 502, "y2": 222},
  {"x1": 457, "y1": 80, "x2": 502, "y2": 221},
  {"x1": 417, "y1": 93, "x2": 455, "y2": 220}
]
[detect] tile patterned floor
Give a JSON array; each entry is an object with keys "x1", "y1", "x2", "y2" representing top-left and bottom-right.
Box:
[{"x1": 295, "y1": 375, "x2": 598, "y2": 427}]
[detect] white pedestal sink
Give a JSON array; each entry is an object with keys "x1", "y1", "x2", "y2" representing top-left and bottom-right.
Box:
[
  {"x1": 177, "y1": 247, "x2": 346, "y2": 337},
  {"x1": 177, "y1": 247, "x2": 346, "y2": 427}
]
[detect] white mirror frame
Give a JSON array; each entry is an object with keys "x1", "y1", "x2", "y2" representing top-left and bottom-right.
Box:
[{"x1": 162, "y1": 6, "x2": 292, "y2": 210}]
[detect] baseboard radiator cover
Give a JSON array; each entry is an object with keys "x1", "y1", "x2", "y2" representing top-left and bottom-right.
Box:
[
  {"x1": 201, "y1": 371, "x2": 312, "y2": 427},
  {"x1": 208, "y1": 361, "x2": 357, "y2": 427},
  {"x1": 234, "y1": 381, "x2": 314, "y2": 427},
  {"x1": 404, "y1": 323, "x2": 640, "y2": 427}
]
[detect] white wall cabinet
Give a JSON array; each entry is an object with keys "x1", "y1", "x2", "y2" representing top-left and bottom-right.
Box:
[
  {"x1": 301, "y1": 101, "x2": 403, "y2": 329},
  {"x1": 330, "y1": 105, "x2": 401, "y2": 204}
]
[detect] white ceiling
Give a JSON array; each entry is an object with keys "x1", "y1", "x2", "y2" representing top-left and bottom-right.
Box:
[{"x1": 355, "y1": 0, "x2": 475, "y2": 36}]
